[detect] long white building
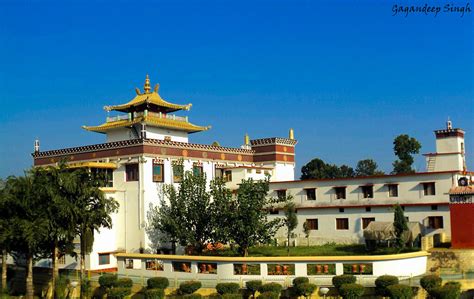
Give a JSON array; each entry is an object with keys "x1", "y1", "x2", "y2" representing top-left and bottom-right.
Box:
[{"x1": 32, "y1": 76, "x2": 470, "y2": 271}]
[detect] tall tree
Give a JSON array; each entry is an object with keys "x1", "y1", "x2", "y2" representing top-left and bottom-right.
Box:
[
  {"x1": 231, "y1": 178, "x2": 282, "y2": 256},
  {"x1": 393, "y1": 204, "x2": 408, "y2": 250},
  {"x1": 0, "y1": 178, "x2": 12, "y2": 293},
  {"x1": 301, "y1": 158, "x2": 355, "y2": 180},
  {"x1": 355, "y1": 159, "x2": 384, "y2": 176},
  {"x1": 283, "y1": 202, "x2": 298, "y2": 256},
  {"x1": 392, "y1": 135, "x2": 421, "y2": 174}
]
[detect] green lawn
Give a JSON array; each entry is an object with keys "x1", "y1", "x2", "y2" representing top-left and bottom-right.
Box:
[{"x1": 202, "y1": 244, "x2": 420, "y2": 257}]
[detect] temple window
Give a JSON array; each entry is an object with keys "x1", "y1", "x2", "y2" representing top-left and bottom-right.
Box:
[
  {"x1": 423, "y1": 182, "x2": 436, "y2": 196},
  {"x1": 334, "y1": 187, "x2": 346, "y2": 199},
  {"x1": 91, "y1": 168, "x2": 113, "y2": 187},
  {"x1": 125, "y1": 164, "x2": 139, "y2": 181},
  {"x1": 428, "y1": 216, "x2": 444, "y2": 229},
  {"x1": 362, "y1": 217, "x2": 375, "y2": 229},
  {"x1": 387, "y1": 184, "x2": 398, "y2": 197},
  {"x1": 193, "y1": 165, "x2": 203, "y2": 176},
  {"x1": 336, "y1": 218, "x2": 349, "y2": 230},
  {"x1": 152, "y1": 162, "x2": 164, "y2": 182},
  {"x1": 172, "y1": 164, "x2": 184, "y2": 183},
  {"x1": 306, "y1": 219, "x2": 318, "y2": 230},
  {"x1": 276, "y1": 189, "x2": 286, "y2": 200},
  {"x1": 224, "y1": 170, "x2": 232, "y2": 182},
  {"x1": 361, "y1": 185, "x2": 373, "y2": 198},
  {"x1": 98, "y1": 253, "x2": 110, "y2": 265}
]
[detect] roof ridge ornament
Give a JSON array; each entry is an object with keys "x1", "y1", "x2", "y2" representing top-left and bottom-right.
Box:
[
  {"x1": 154, "y1": 83, "x2": 159, "y2": 93},
  {"x1": 144, "y1": 74, "x2": 151, "y2": 93}
]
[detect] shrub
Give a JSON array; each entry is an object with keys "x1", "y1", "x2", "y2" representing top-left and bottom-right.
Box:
[
  {"x1": 183, "y1": 294, "x2": 202, "y2": 299},
  {"x1": 431, "y1": 282, "x2": 461, "y2": 299},
  {"x1": 258, "y1": 283, "x2": 283, "y2": 295},
  {"x1": 332, "y1": 275, "x2": 356, "y2": 291},
  {"x1": 116, "y1": 278, "x2": 133, "y2": 288},
  {"x1": 144, "y1": 289, "x2": 165, "y2": 299},
  {"x1": 54, "y1": 275, "x2": 69, "y2": 299},
  {"x1": 98, "y1": 274, "x2": 118, "y2": 289},
  {"x1": 339, "y1": 283, "x2": 365, "y2": 299},
  {"x1": 81, "y1": 279, "x2": 92, "y2": 299},
  {"x1": 221, "y1": 294, "x2": 242, "y2": 299},
  {"x1": 179, "y1": 281, "x2": 202, "y2": 295},
  {"x1": 107, "y1": 287, "x2": 131, "y2": 299},
  {"x1": 147, "y1": 277, "x2": 169, "y2": 290},
  {"x1": 258, "y1": 292, "x2": 279, "y2": 299},
  {"x1": 292, "y1": 277, "x2": 309, "y2": 287},
  {"x1": 375, "y1": 275, "x2": 399, "y2": 296},
  {"x1": 294, "y1": 283, "x2": 317, "y2": 298},
  {"x1": 245, "y1": 280, "x2": 262, "y2": 297},
  {"x1": 386, "y1": 284, "x2": 413, "y2": 299},
  {"x1": 216, "y1": 283, "x2": 240, "y2": 295},
  {"x1": 420, "y1": 275, "x2": 442, "y2": 293}
]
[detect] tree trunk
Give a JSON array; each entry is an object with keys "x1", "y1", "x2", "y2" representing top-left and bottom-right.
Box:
[
  {"x1": 1, "y1": 249, "x2": 7, "y2": 292},
  {"x1": 243, "y1": 247, "x2": 248, "y2": 257},
  {"x1": 51, "y1": 242, "x2": 59, "y2": 299},
  {"x1": 26, "y1": 254, "x2": 34, "y2": 299}
]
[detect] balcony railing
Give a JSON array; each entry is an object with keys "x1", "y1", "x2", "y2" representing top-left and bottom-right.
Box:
[{"x1": 106, "y1": 111, "x2": 189, "y2": 123}]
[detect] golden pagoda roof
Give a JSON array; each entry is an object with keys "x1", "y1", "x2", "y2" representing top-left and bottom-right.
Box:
[
  {"x1": 104, "y1": 75, "x2": 192, "y2": 113},
  {"x1": 82, "y1": 114, "x2": 210, "y2": 134}
]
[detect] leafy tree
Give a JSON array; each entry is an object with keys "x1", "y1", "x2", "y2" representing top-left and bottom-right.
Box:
[
  {"x1": 231, "y1": 178, "x2": 282, "y2": 256},
  {"x1": 301, "y1": 158, "x2": 355, "y2": 179},
  {"x1": 0, "y1": 178, "x2": 12, "y2": 292},
  {"x1": 283, "y1": 202, "x2": 298, "y2": 256},
  {"x1": 392, "y1": 135, "x2": 421, "y2": 174},
  {"x1": 302, "y1": 221, "x2": 310, "y2": 247},
  {"x1": 355, "y1": 159, "x2": 384, "y2": 176},
  {"x1": 393, "y1": 204, "x2": 408, "y2": 250},
  {"x1": 339, "y1": 165, "x2": 355, "y2": 178}
]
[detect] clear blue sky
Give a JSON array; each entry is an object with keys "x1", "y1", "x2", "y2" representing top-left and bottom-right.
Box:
[{"x1": 0, "y1": 0, "x2": 472, "y2": 179}]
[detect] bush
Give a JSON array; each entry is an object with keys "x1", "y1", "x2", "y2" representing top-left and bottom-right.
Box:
[
  {"x1": 216, "y1": 283, "x2": 240, "y2": 295},
  {"x1": 386, "y1": 284, "x2": 413, "y2": 299},
  {"x1": 375, "y1": 275, "x2": 399, "y2": 296},
  {"x1": 294, "y1": 283, "x2": 317, "y2": 298},
  {"x1": 332, "y1": 275, "x2": 356, "y2": 291},
  {"x1": 183, "y1": 294, "x2": 202, "y2": 299},
  {"x1": 81, "y1": 279, "x2": 92, "y2": 299},
  {"x1": 258, "y1": 292, "x2": 279, "y2": 299},
  {"x1": 420, "y1": 275, "x2": 442, "y2": 293},
  {"x1": 107, "y1": 287, "x2": 131, "y2": 299},
  {"x1": 98, "y1": 274, "x2": 118, "y2": 289},
  {"x1": 245, "y1": 280, "x2": 262, "y2": 297},
  {"x1": 147, "y1": 277, "x2": 169, "y2": 290},
  {"x1": 339, "y1": 283, "x2": 365, "y2": 299},
  {"x1": 144, "y1": 289, "x2": 165, "y2": 299},
  {"x1": 221, "y1": 294, "x2": 242, "y2": 299},
  {"x1": 55, "y1": 275, "x2": 69, "y2": 299},
  {"x1": 431, "y1": 282, "x2": 461, "y2": 299},
  {"x1": 116, "y1": 278, "x2": 133, "y2": 288},
  {"x1": 292, "y1": 277, "x2": 309, "y2": 287},
  {"x1": 258, "y1": 283, "x2": 283, "y2": 295},
  {"x1": 179, "y1": 281, "x2": 202, "y2": 295}
]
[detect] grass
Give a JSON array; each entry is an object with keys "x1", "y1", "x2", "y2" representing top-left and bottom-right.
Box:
[{"x1": 202, "y1": 244, "x2": 421, "y2": 257}]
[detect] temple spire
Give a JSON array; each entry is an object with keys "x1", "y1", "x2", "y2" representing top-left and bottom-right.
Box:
[{"x1": 144, "y1": 74, "x2": 151, "y2": 93}]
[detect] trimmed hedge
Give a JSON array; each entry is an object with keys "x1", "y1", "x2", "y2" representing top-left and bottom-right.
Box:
[
  {"x1": 221, "y1": 294, "x2": 242, "y2": 299},
  {"x1": 144, "y1": 289, "x2": 165, "y2": 299},
  {"x1": 292, "y1": 277, "x2": 309, "y2": 286},
  {"x1": 375, "y1": 275, "x2": 399, "y2": 296},
  {"x1": 216, "y1": 283, "x2": 240, "y2": 295},
  {"x1": 294, "y1": 283, "x2": 317, "y2": 298},
  {"x1": 98, "y1": 273, "x2": 118, "y2": 289},
  {"x1": 387, "y1": 284, "x2": 413, "y2": 299},
  {"x1": 431, "y1": 282, "x2": 461, "y2": 299},
  {"x1": 420, "y1": 275, "x2": 442, "y2": 293},
  {"x1": 147, "y1": 277, "x2": 169, "y2": 290},
  {"x1": 258, "y1": 283, "x2": 283, "y2": 295},
  {"x1": 116, "y1": 278, "x2": 133, "y2": 288},
  {"x1": 107, "y1": 287, "x2": 131, "y2": 299},
  {"x1": 339, "y1": 283, "x2": 365, "y2": 299},
  {"x1": 179, "y1": 281, "x2": 202, "y2": 295},
  {"x1": 183, "y1": 294, "x2": 202, "y2": 299},
  {"x1": 258, "y1": 292, "x2": 279, "y2": 299},
  {"x1": 332, "y1": 274, "x2": 357, "y2": 291},
  {"x1": 246, "y1": 280, "x2": 262, "y2": 296}
]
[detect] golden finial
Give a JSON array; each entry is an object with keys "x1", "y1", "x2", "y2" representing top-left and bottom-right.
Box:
[
  {"x1": 154, "y1": 83, "x2": 159, "y2": 93},
  {"x1": 135, "y1": 87, "x2": 141, "y2": 95},
  {"x1": 144, "y1": 74, "x2": 151, "y2": 93},
  {"x1": 244, "y1": 133, "x2": 250, "y2": 145},
  {"x1": 289, "y1": 128, "x2": 294, "y2": 140}
]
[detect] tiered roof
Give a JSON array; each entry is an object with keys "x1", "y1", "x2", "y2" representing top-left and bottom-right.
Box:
[{"x1": 83, "y1": 75, "x2": 209, "y2": 134}]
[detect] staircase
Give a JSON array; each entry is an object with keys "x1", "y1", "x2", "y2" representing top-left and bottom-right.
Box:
[{"x1": 427, "y1": 156, "x2": 436, "y2": 172}]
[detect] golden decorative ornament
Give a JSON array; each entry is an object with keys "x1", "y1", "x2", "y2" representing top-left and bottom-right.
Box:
[
  {"x1": 161, "y1": 148, "x2": 167, "y2": 155},
  {"x1": 182, "y1": 149, "x2": 188, "y2": 157},
  {"x1": 220, "y1": 153, "x2": 226, "y2": 160},
  {"x1": 283, "y1": 146, "x2": 287, "y2": 152},
  {"x1": 202, "y1": 152, "x2": 208, "y2": 158},
  {"x1": 283, "y1": 155, "x2": 288, "y2": 161},
  {"x1": 238, "y1": 155, "x2": 242, "y2": 161}
]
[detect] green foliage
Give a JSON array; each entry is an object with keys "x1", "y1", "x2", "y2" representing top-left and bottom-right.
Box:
[
  {"x1": 179, "y1": 281, "x2": 202, "y2": 295},
  {"x1": 221, "y1": 294, "x2": 242, "y2": 299},
  {"x1": 393, "y1": 204, "x2": 408, "y2": 249},
  {"x1": 116, "y1": 278, "x2": 133, "y2": 288},
  {"x1": 283, "y1": 201, "x2": 298, "y2": 255},
  {"x1": 420, "y1": 275, "x2": 442, "y2": 293},
  {"x1": 292, "y1": 277, "x2": 309, "y2": 286},
  {"x1": 81, "y1": 279, "x2": 92, "y2": 299},
  {"x1": 54, "y1": 275, "x2": 69, "y2": 299},
  {"x1": 294, "y1": 283, "x2": 317, "y2": 298},
  {"x1": 107, "y1": 287, "x2": 131, "y2": 299},
  {"x1": 144, "y1": 289, "x2": 165, "y2": 299},
  {"x1": 147, "y1": 277, "x2": 169, "y2": 289},
  {"x1": 332, "y1": 275, "x2": 356, "y2": 291},
  {"x1": 258, "y1": 283, "x2": 282, "y2": 295},
  {"x1": 245, "y1": 280, "x2": 262, "y2": 296},
  {"x1": 215, "y1": 283, "x2": 240, "y2": 295},
  {"x1": 431, "y1": 282, "x2": 461, "y2": 299},
  {"x1": 98, "y1": 274, "x2": 118, "y2": 289},
  {"x1": 300, "y1": 158, "x2": 355, "y2": 180},
  {"x1": 386, "y1": 284, "x2": 413, "y2": 299},
  {"x1": 258, "y1": 292, "x2": 280, "y2": 299},
  {"x1": 183, "y1": 293, "x2": 202, "y2": 298},
  {"x1": 338, "y1": 283, "x2": 365, "y2": 299},
  {"x1": 392, "y1": 134, "x2": 421, "y2": 174},
  {"x1": 355, "y1": 159, "x2": 383, "y2": 176},
  {"x1": 375, "y1": 275, "x2": 399, "y2": 296}
]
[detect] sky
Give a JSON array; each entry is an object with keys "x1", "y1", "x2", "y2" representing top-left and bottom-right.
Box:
[{"x1": 0, "y1": 0, "x2": 472, "y2": 179}]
